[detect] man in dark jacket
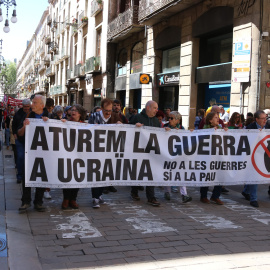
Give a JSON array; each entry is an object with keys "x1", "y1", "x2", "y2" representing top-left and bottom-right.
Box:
[
  {"x1": 17, "y1": 95, "x2": 49, "y2": 212},
  {"x1": 88, "y1": 98, "x2": 122, "y2": 208},
  {"x1": 130, "y1": 100, "x2": 160, "y2": 206},
  {"x1": 12, "y1": 99, "x2": 31, "y2": 183},
  {"x1": 242, "y1": 110, "x2": 268, "y2": 208}
]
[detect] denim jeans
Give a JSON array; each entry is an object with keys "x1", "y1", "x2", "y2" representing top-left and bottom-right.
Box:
[
  {"x1": 5, "y1": 128, "x2": 10, "y2": 146},
  {"x1": 243, "y1": 184, "x2": 258, "y2": 202},
  {"x1": 15, "y1": 139, "x2": 25, "y2": 180}
]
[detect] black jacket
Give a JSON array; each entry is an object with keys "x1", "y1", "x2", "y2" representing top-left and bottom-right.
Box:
[
  {"x1": 129, "y1": 109, "x2": 160, "y2": 127},
  {"x1": 12, "y1": 108, "x2": 28, "y2": 135},
  {"x1": 17, "y1": 108, "x2": 49, "y2": 143},
  {"x1": 247, "y1": 122, "x2": 270, "y2": 130}
]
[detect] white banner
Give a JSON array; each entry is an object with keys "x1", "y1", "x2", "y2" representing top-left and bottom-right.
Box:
[{"x1": 25, "y1": 119, "x2": 270, "y2": 188}]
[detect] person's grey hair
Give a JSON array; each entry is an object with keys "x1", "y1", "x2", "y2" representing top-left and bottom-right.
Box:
[
  {"x1": 170, "y1": 111, "x2": 182, "y2": 121},
  {"x1": 22, "y1": 99, "x2": 31, "y2": 105},
  {"x1": 35, "y1": 95, "x2": 46, "y2": 106},
  {"x1": 53, "y1": 105, "x2": 63, "y2": 114}
]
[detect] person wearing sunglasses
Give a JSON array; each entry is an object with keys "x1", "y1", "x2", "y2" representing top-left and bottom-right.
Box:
[
  {"x1": 228, "y1": 112, "x2": 243, "y2": 129},
  {"x1": 164, "y1": 111, "x2": 192, "y2": 203}
]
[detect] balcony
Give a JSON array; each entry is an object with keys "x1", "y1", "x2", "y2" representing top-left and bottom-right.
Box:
[
  {"x1": 79, "y1": 11, "x2": 87, "y2": 27},
  {"x1": 74, "y1": 63, "x2": 82, "y2": 77},
  {"x1": 38, "y1": 63, "x2": 46, "y2": 73},
  {"x1": 91, "y1": 0, "x2": 103, "y2": 17},
  {"x1": 60, "y1": 47, "x2": 69, "y2": 61},
  {"x1": 45, "y1": 35, "x2": 51, "y2": 45},
  {"x1": 49, "y1": 42, "x2": 59, "y2": 54},
  {"x1": 138, "y1": 0, "x2": 202, "y2": 25},
  {"x1": 46, "y1": 65, "x2": 55, "y2": 77},
  {"x1": 47, "y1": 15, "x2": 52, "y2": 26},
  {"x1": 67, "y1": 68, "x2": 75, "y2": 80},
  {"x1": 85, "y1": 56, "x2": 101, "y2": 73},
  {"x1": 107, "y1": 5, "x2": 142, "y2": 42}
]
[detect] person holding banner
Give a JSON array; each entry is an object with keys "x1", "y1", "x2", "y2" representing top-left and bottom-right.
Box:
[
  {"x1": 61, "y1": 104, "x2": 87, "y2": 210},
  {"x1": 17, "y1": 95, "x2": 48, "y2": 212},
  {"x1": 242, "y1": 110, "x2": 268, "y2": 208},
  {"x1": 130, "y1": 100, "x2": 161, "y2": 206},
  {"x1": 88, "y1": 98, "x2": 122, "y2": 208},
  {"x1": 200, "y1": 112, "x2": 226, "y2": 205},
  {"x1": 12, "y1": 99, "x2": 31, "y2": 183},
  {"x1": 164, "y1": 111, "x2": 193, "y2": 203}
]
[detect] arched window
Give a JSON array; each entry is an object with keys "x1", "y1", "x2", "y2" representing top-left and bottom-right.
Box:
[
  {"x1": 131, "y1": 42, "x2": 143, "y2": 74},
  {"x1": 117, "y1": 49, "x2": 127, "y2": 76}
]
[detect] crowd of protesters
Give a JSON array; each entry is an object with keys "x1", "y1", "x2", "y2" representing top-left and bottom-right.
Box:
[{"x1": 1, "y1": 95, "x2": 269, "y2": 213}]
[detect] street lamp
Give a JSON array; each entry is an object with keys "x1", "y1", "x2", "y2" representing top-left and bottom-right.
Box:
[{"x1": 0, "y1": 0, "x2": 17, "y2": 33}]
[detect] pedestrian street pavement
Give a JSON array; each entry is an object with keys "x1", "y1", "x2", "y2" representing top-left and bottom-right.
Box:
[{"x1": 1, "y1": 131, "x2": 270, "y2": 269}]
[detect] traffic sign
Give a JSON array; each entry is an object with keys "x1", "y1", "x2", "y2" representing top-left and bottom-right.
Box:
[{"x1": 139, "y1": 74, "x2": 152, "y2": 84}]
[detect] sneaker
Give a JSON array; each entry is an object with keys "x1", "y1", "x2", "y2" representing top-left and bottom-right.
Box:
[
  {"x1": 182, "y1": 195, "x2": 192, "y2": 203},
  {"x1": 98, "y1": 196, "x2": 107, "y2": 205},
  {"x1": 108, "y1": 186, "x2": 117, "y2": 192},
  {"x1": 210, "y1": 198, "x2": 224, "y2": 205},
  {"x1": 171, "y1": 187, "x2": 179, "y2": 193},
  {"x1": 200, "y1": 198, "x2": 210, "y2": 204},
  {"x1": 250, "y1": 201, "x2": 259, "y2": 207},
  {"x1": 221, "y1": 187, "x2": 229, "y2": 193},
  {"x1": 131, "y1": 193, "x2": 140, "y2": 201},
  {"x1": 19, "y1": 203, "x2": 31, "y2": 211},
  {"x1": 241, "y1": 191, "x2": 250, "y2": 201},
  {"x1": 34, "y1": 204, "x2": 46, "y2": 212},
  {"x1": 44, "y1": 191, "x2": 52, "y2": 199},
  {"x1": 147, "y1": 197, "x2": 160, "y2": 206},
  {"x1": 164, "y1": 192, "x2": 171, "y2": 200},
  {"x1": 92, "y1": 199, "x2": 100, "y2": 208}
]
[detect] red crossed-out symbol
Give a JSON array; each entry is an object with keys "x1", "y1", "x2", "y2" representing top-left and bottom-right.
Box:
[{"x1": 251, "y1": 135, "x2": 270, "y2": 178}]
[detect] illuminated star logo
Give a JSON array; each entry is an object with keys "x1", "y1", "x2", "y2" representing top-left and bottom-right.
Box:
[{"x1": 159, "y1": 76, "x2": 164, "y2": 85}]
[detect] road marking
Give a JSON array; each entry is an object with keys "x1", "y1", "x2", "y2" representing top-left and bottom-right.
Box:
[
  {"x1": 221, "y1": 198, "x2": 270, "y2": 225},
  {"x1": 170, "y1": 202, "x2": 242, "y2": 229},
  {"x1": 51, "y1": 212, "x2": 102, "y2": 238},
  {"x1": 111, "y1": 204, "x2": 177, "y2": 234}
]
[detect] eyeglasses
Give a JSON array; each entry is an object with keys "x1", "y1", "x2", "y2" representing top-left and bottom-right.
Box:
[
  {"x1": 168, "y1": 117, "x2": 175, "y2": 120},
  {"x1": 103, "y1": 109, "x2": 112, "y2": 113},
  {"x1": 71, "y1": 109, "x2": 78, "y2": 112},
  {"x1": 259, "y1": 117, "x2": 267, "y2": 120}
]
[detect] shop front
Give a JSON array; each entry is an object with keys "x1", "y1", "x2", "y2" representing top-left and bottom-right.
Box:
[{"x1": 157, "y1": 72, "x2": 179, "y2": 111}]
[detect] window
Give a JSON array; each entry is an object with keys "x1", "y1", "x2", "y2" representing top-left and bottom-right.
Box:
[
  {"x1": 96, "y1": 29, "x2": 101, "y2": 56},
  {"x1": 117, "y1": 49, "x2": 127, "y2": 76},
  {"x1": 162, "y1": 47, "x2": 180, "y2": 73},
  {"x1": 131, "y1": 42, "x2": 143, "y2": 74}
]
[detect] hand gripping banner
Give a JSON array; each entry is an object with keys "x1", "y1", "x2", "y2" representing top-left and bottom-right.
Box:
[{"x1": 25, "y1": 119, "x2": 270, "y2": 188}]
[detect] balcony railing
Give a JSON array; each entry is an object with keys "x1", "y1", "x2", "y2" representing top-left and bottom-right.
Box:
[
  {"x1": 138, "y1": 0, "x2": 176, "y2": 22},
  {"x1": 60, "y1": 47, "x2": 69, "y2": 59},
  {"x1": 85, "y1": 56, "x2": 101, "y2": 73},
  {"x1": 74, "y1": 63, "x2": 82, "y2": 77},
  {"x1": 38, "y1": 63, "x2": 46, "y2": 73},
  {"x1": 91, "y1": 0, "x2": 103, "y2": 17},
  {"x1": 79, "y1": 11, "x2": 85, "y2": 27},
  {"x1": 49, "y1": 42, "x2": 59, "y2": 54},
  {"x1": 107, "y1": 5, "x2": 139, "y2": 41}
]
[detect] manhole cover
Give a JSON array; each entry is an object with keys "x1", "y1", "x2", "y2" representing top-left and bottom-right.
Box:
[{"x1": 4, "y1": 155, "x2": 12, "y2": 158}]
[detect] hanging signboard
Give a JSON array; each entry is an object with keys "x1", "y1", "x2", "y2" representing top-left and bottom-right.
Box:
[{"x1": 232, "y1": 37, "x2": 251, "y2": 83}]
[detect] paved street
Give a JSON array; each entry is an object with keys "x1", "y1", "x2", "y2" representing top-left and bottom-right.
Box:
[{"x1": 1, "y1": 131, "x2": 270, "y2": 269}]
